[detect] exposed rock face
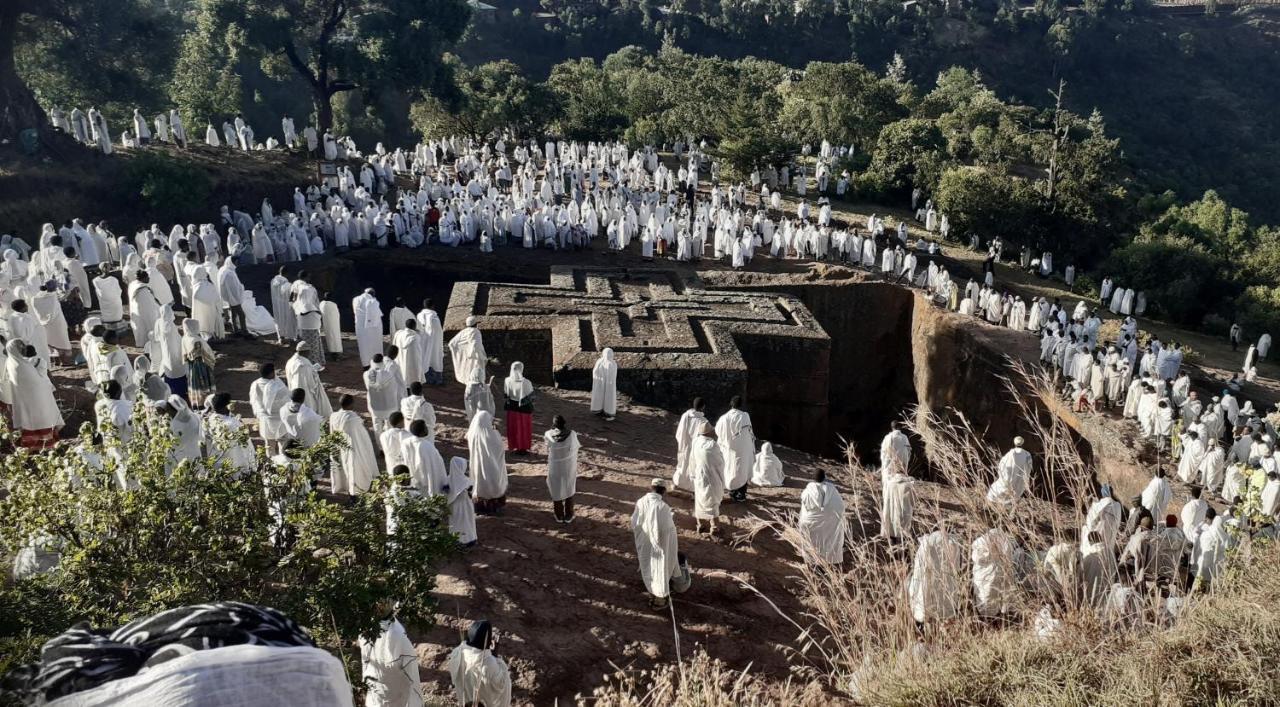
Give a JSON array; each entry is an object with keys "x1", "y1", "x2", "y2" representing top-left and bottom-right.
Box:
[{"x1": 444, "y1": 266, "x2": 832, "y2": 451}]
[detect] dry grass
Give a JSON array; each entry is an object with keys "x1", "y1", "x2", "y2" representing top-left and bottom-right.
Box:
[{"x1": 587, "y1": 360, "x2": 1280, "y2": 705}]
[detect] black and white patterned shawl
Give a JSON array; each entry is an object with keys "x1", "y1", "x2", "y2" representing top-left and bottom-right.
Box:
[{"x1": 4, "y1": 601, "x2": 316, "y2": 704}]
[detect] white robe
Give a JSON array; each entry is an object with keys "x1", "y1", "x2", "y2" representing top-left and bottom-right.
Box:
[
  {"x1": 690, "y1": 435, "x2": 726, "y2": 520},
  {"x1": 672, "y1": 408, "x2": 706, "y2": 491},
  {"x1": 466, "y1": 411, "x2": 507, "y2": 499},
  {"x1": 631, "y1": 491, "x2": 679, "y2": 597},
  {"x1": 329, "y1": 409, "x2": 377, "y2": 494},
  {"x1": 715, "y1": 408, "x2": 755, "y2": 490},
  {"x1": 446, "y1": 457, "x2": 478, "y2": 544},
  {"x1": 402, "y1": 435, "x2": 447, "y2": 496},
  {"x1": 590, "y1": 348, "x2": 618, "y2": 415},
  {"x1": 908, "y1": 530, "x2": 964, "y2": 623},
  {"x1": 285, "y1": 353, "x2": 332, "y2": 417},
  {"x1": 799, "y1": 480, "x2": 846, "y2": 564},
  {"x1": 352, "y1": 293, "x2": 384, "y2": 366},
  {"x1": 320, "y1": 300, "x2": 342, "y2": 354},
  {"x1": 880, "y1": 470, "x2": 914, "y2": 540},
  {"x1": 446, "y1": 644, "x2": 511, "y2": 707},
  {"x1": 448, "y1": 326, "x2": 487, "y2": 385},
  {"x1": 544, "y1": 429, "x2": 580, "y2": 501},
  {"x1": 971, "y1": 529, "x2": 1020, "y2": 617},
  {"x1": 751, "y1": 442, "x2": 783, "y2": 486},
  {"x1": 987, "y1": 447, "x2": 1032, "y2": 507},
  {"x1": 359, "y1": 619, "x2": 424, "y2": 707}
]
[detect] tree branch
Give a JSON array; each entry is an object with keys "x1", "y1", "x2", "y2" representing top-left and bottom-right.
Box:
[{"x1": 283, "y1": 41, "x2": 320, "y2": 89}]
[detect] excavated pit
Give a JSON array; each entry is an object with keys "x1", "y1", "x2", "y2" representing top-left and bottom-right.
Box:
[{"x1": 242, "y1": 250, "x2": 1137, "y2": 496}]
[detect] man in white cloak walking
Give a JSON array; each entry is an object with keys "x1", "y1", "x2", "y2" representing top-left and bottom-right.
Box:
[
  {"x1": 987, "y1": 437, "x2": 1032, "y2": 508},
  {"x1": 631, "y1": 479, "x2": 681, "y2": 609},
  {"x1": 672, "y1": 397, "x2": 708, "y2": 491},
  {"x1": 908, "y1": 526, "x2": 965, "y2": 629},
  {"x1": 359, "y1": 616, "x2": 424, "y2": 707},
  {"x1": 416, "y1": 298, "x2": 446, "y2": 385}
]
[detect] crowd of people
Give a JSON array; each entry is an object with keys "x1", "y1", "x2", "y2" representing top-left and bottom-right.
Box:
[{"x1": 4, "y1": 124, "x2": 1280, "y2": 704}]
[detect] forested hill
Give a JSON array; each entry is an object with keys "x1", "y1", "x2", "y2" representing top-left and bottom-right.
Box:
[{"x1": 457, "y1": 2, "x2": 1280, "y2": 223}]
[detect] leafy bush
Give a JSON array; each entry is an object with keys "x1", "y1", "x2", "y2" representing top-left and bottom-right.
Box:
[
  {"x1": 120, "y1": 152, "x2": 213, "y2": 222},
  {"x1": 1104, "y1": 235, "x2": 1226, "y2": 325},
  {"x1": 0, "y1": 417, "x2": 457, "y2": 672},
  {"x1": 1235, "y1": 285, "x2": 1280, "y2": 340}
]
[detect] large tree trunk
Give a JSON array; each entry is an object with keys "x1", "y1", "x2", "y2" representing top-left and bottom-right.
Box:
[
  {"x1": 315, "y1": 87, "x2": 334, "y2": 136},
  {"x1": 0, "y1": 4, "x2": 48, "y2": 142}
]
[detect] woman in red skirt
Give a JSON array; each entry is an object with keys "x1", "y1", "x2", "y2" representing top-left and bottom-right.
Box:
[{"x1": 503, "y1": 362, "x2": 534, "y2": 454}]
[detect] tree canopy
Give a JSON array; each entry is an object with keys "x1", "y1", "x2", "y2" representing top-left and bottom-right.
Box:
[{"x1": 201, "y1": 0, "x2": 472, "y2": 132}]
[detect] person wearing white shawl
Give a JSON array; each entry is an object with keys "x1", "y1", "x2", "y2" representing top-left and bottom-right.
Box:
[
  {"x1": 290, "y1": 272, "x2": 324, "y2": 364},
  {"x1": 631, "y1": 479, "x2": 681, "y2": 607},
  {"x1": 467, "y1": 410, "x2": 508, "y2": 514},
  {"x1": 1141, "y1": 468, "x2": 1172, "y2": 520},
  {"x1": 502, "y1": 362, "x2": 534, "y2": 453},
  {"x1": 987, "y1": 437, "x2": 1032, "y2": 507},
  {"x1": 971, "y1": 527, "x2": 1021, "y2": 617},
  {"x1": 880, "y1": 466, "x2": 915, "y2": 541},
  {"x1": 244, "y1": 361, "x2": 285, "y2": 455},
  {"x1": 32, "y1": 283, "x2": 70, "y2": 357},
  {"x1": 328, "y1": 394, "x2": 377, "y2": 494},
  {"x1": 446, "y1": 620, "x2": 511, "y2": 707},
  {"x1": 879, "y1": 423, "x2": 911, "y2": 480},
  {"x1": 320, "y1": 292, "x2": 342, "y2": 356},
  {"x1": 205, "y1": 123, "x2": 220, "y2": 147},
  {"x1": 217, "y1": 258, "x2": 247, "y2": 336},
  {"x1": 544, "y1": 414, "x2": 581, "y2": 523},
  {"x1": 715, "y1": 396, "x2": 755, "y2": 502},
  {"x1": 352, "y1": 288, "x2": 384, "y2": 366},
  {"x1": 589, "y1": 347, "x2": 618, "y2": 419},
  {"x1": 363, "y1": 353, "x2": 405, "y2": 440},
  {"x1": 204, "y1": 393, "x2": 256, "y2": 475},
  {"x1": 415, "y1": 299, "x2": 445, "y2": 384},
  {"x1": 402, "y1": 418, "x2": 447, "y2": 496},
  {"x1": 126, "y1": 271, "x2": 160, "y2": 349},
  {"x1": 150, "y1": 305, "x2": 188, "y2": 396},
  {"x1": 672, "y1": 397, "x2": 707, "y2": 491},
  {"x1": 446, "y1": 456, "x2": 479, "y2": 546},
  {"x1": 392, "y1": 319, "x2": 428, "y2": 386},
  {"x1": 689, "y1": 422, "x2": 726, "y2": 535},
  {"x1": 751, "y1": 441, "x2": 783, "y2": 486},
  {"x1": 190, "y1": 269, "x2": 225, "y2": 339},
  {"x1": 164, "y1": 394, "x2": 203, "y2": 466},
  {"x1": 279, "y1": 387, "x2": 323, "y2": 449},
  {"x1": 907, "y1": 527, "x2": 965, "y2": 626},
  {"x1": 359, "y1": 616, "x2": 424, "y2": 707},
  {"x1": 7, "y1": 299, "x2": 51, "y2": 369},
  {"x1": 6, "y1": 339, "x2": 63, "y2": 449},
  {"x1": 285, "y1": 341, "x2": 332, "y2": 417},
  {"x1": 448, "y1": 316, "x2": 487, "y2": 385},
  {"x1": 799, "y1": 468, "x2": 847, "y2": 564},
  {"x1": 399, "y1": 381, "x2": 436, "y2": 439},
  {"x1": 1190, "y1": 510, "x2": 1230, "y2": 590},
  {"x1": 94, "y1": 379, "x2": 134, "y2": 443},
  {"x1": 1082, "y1": 484, "x2": 1122, "y2": 550},
  {"x1": 270, "y1": 268, "x2": 296, "y2": 343}
]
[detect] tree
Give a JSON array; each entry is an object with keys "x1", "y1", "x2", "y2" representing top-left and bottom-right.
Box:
[
  {"x1": 712, "y1": 89, "x2": 796, "y2": 180},
  {"x1": 1105, "y1": 235, "x2": 1226, "y2": 325},
  {"x1": 411, "y1": 59, "x2": 560, "y2": 142},
  {"x1": 778, "y1": 61, "x2": 906, "y2": 151},
  {"x1": 933, "y1": 166, "x2": 1045, "y2": 247},
  {"x1": 0, "y1": 416, "x2": 457, "y2": 677},
  {"x1": 210, "y1": 0, "x2": 471, "y2": 134},
  {"x1": 1, "y1": 0, "x2": 178, "y2": 142},
  {"x1": 864, "y1": 117, "x2": 944, "y2": 197},
  {"x1": 548, "y1": 58, "x2": 629, "y2": 141}
]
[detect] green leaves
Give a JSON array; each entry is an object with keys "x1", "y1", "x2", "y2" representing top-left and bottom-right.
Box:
[{"x1": 0, "y1": 415, "x2": 457, "y2": 668}]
